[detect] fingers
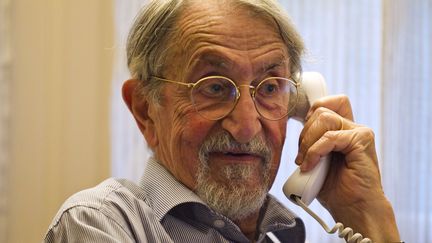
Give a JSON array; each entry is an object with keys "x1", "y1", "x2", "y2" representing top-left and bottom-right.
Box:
[
  {"x1": 298, "y1": 128, "x2": 360, "y2": 171},
  {"x1": 296, "y1": 107, "x2": 351, "y2": 165},
  {"x1": 306, "y1": 94, "x2": 354, "y2": 121},
  {"x1": 295, "y1": 95, "x2": 373, "y2": 171},
  {"x1": 298, "y1": 120, "x2": 377, "y2": 172},
  {"x1": 301, "y1": 107, "x2": 348, "y2": 142}
]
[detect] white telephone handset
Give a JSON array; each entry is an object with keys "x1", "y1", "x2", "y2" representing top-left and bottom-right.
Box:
[
  {"x1": 283, "y1": 72, "x2": 329, "y2": 206},
  {"x1": 282, "y1": 72, "x2": 372, "y2": 243}
]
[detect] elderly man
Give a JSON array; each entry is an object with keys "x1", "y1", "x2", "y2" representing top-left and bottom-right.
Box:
[{"x1": 45, "y1": 0, "x2": 401, "y2": 242}]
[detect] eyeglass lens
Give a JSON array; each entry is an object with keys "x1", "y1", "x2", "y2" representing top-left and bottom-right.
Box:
[{"x1": 191, "y1": 77, "x2": 297, "y2": 120}]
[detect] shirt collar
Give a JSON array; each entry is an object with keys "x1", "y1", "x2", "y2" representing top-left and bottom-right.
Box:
[
  {"x1": 258, "y1": 194, "x2": 298, "y2": 232},
  {"x1": 139, "y1": 157, "x2": 205, "y2": 221},
  {"x1": 139, "y1": 157, "x2": 301, "y2": 234}
]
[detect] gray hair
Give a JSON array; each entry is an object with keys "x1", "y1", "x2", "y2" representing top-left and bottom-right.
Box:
[{"x1": 126, "y1": 0, "x2": 305, "y2": 102}]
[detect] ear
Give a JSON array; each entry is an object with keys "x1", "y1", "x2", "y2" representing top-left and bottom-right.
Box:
[{"x1": 122, "y1": 79, "x2": 158, "y2": 148}]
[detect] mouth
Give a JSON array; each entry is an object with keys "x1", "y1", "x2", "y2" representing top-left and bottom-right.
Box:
[
  {"x1": 209, "y1": 151, "x2": 263, "y2": 163},
  {"x1": 197, "y1": 131, "x2": 272, "y2": 167},
  {"x1": 224, "y1": 152, "x2": 252, "y2": 156}
]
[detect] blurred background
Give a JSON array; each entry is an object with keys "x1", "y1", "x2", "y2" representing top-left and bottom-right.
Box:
[
  {"x1": 0, "y1": 0, "x2": 430, "y2": 242},
  {"x1": 1, "y1": 1, "x2": 113, "y2": 242}
]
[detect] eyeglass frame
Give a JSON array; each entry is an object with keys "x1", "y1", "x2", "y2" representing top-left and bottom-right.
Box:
[{"x1": 151, "y1": 75, "x2": 300, "y2": 121}]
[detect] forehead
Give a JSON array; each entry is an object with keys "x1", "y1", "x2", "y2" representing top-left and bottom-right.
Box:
[{"x1": 165, "y1": 1, "x2": 289, "y2": 79}]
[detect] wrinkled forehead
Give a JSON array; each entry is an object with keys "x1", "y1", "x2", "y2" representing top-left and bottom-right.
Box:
[{"x1": 163, "y1": 1, "x2": 289, "y2": 80}]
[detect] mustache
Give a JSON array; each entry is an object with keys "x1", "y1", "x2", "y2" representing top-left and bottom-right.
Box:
[{"x1": 198, "y1": 131, "x2": 272, "y2": 163}]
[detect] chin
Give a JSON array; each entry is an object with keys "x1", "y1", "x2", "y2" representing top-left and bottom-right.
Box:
[{"x1": 195, "y1": 163, "x2": 270, "y2": 220}]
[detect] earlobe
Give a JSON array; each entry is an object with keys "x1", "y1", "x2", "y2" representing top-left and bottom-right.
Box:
[{"x1": 122, "y1": 79, "x2": 158, "y2": 148}]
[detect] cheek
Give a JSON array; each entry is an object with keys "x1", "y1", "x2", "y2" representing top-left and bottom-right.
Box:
[
  {"x1": 265, "y1": 119, "x2": 287, "y2": 153},
  {"x1": 155, "y1": 98, "x2": 197, "y2": 175},
  {"x1": 171, "y1": 100, "x2": 210, "y2": 147},
  {"x1": 180, "y1": 115, "x2": 215, "y2": 156},
  {"x1": 169, "y1": 102, "x2": 216, "y2": 188},
  {"x1": 266, "y1": 120, "x2": 288, "y2": 179},
  {"x1": 170, "y1": 103, "x2": 197, "y2": 159},
  {"x1": 171, "y1": 92, "x2": 214, "y2": 141}
]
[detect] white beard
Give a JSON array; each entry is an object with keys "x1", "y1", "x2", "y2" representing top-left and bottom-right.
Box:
[{"x1": 196, "y1": 131, "x2": 272, "y2": 220}]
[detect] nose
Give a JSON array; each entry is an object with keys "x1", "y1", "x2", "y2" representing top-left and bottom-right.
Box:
[{"x1": 221, "y1": 85, "x2": 262, "y2": 144}]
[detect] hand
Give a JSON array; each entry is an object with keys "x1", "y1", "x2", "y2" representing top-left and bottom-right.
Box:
[{"x1": 295, "y1": 95, "x2": 400, "y2": 242}]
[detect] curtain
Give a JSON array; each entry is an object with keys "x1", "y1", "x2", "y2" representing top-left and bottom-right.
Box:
[
  {"x1": 0, "y1": 0, "x2": 11, "y2": 241},
  {"x1": 111, "y1": 1, "x2": 431, "y2": 242},
  {"x1": 111, "y1": 0, "x2": 153, "y2": 181},
  {"x1": 380, "y1": 0, "x2": 432, "y2": 241}
]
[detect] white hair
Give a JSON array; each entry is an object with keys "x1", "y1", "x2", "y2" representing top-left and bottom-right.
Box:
[{"x1": 126, "y1": 0, "x2": 305, "y2": 102}]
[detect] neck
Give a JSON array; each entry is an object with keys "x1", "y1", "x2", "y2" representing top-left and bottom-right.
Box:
[
  {"x1": 233, "y1": 211, "x2": 261, "y2": 242},
  {"x1": 233, "y1": 195, "x2": 269, "y2": 241}
]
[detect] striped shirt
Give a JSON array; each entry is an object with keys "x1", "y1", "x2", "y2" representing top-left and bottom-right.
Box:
[{"x1": 44, "y1": 158, "x2": 305, "y2": 242}]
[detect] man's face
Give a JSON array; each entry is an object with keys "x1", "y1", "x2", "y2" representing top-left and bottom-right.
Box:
[{"x1": 149, "y1": 2, "x2": 290, "y2": 219}]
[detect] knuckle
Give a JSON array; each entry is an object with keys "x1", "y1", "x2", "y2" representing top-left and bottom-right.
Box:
[
  {"x1": 358, "y1": 127, "x2": 375, "y2": 140},
  {"x1": 352, "y1": 127, "x2": 376, "y2": 151},
  {"x1": 316, "y1": 110, "x2": 334, "y2": 123},
  {"x1": 316, "y1": 111, "x2": 340, "y2": 129},
  {"x1": 338, "y1": 94, "x2": 351, "y2": 107},
  {"x1": 314, "y1": 106, "x2": 329, "y2": 115},
  {"x1": 322, "y1": 130, "x2": 338, "y2": 142},
  {"x1": 337, "y1": 95, "x2": 354, "y2": 120}
]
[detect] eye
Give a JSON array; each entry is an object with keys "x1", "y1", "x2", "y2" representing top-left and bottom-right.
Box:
[
  {"x1": 208, "y1": 83, "x2": 223, "y2": 93},
  {"x1": 258, "y1": 79, "x2": 280, "y2": 97},
  {"x1": 195, "y1": 78, "x2": 234, "y2": 99}
]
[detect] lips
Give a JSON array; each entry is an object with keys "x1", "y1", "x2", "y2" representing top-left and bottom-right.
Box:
[
  {"x1": 210, "y1": 151, "x2": 263, "y2": 163},
  {"x1": 220, "y1": 147, "x2": 262, "y2": 156},
  {"x1": 224, "y1": 152, "x2": 251, "y2": 156},
  {"x1": 197, "y1": 130, "x2": 272, "y2": 165}
]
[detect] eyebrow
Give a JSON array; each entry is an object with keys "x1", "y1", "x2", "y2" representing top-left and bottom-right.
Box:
[
  {"x1": 262, "y1": 58, "x2": 287, "y2": 72},
  {"x1": 188, "y1": 52, "x2": 288, "y2": 76},
  {"x1": 193, "y1": 54, "x2": 233, "y2": 71}
]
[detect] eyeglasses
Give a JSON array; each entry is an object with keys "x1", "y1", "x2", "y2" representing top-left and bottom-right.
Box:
[{"x1": 152, "y1": 75, "x2": 299, "y2": 121}]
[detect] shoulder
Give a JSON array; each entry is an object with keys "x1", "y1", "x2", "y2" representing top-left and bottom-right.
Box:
[
  {"x1": 45, "y1": 178, "x2": 160, "y2": 242},
  {"x1": 49, "y1": 178, "x2": 143, "y2": 224}
]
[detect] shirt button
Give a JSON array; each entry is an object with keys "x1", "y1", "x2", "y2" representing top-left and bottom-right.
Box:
[{"x1": 213, "y1": 219, "x2": 225, "y2": 228}]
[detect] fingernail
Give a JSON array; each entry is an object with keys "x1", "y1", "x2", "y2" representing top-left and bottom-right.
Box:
[
  {"x1": 300, "y1": 155, "x2": 309, "y2": 171},
  {"x1": 300, "y1": 162, "x2": 309, "y2": 172},
  {"x1": 295, "y1": 153, "x2": 303, "y2": 165}
]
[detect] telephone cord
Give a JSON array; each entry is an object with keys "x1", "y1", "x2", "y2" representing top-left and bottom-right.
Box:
[{"x1": 294, "y1": 196, "x2": 372, "y2": 243}]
